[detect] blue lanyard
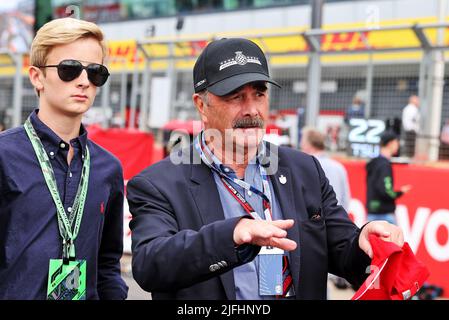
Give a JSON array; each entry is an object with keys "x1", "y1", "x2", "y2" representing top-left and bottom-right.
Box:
[{"x1": 194, "y1": 131, "x2": 273, "y2": 221}]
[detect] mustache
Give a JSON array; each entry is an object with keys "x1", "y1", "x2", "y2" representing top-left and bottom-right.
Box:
[{"x1": 232, "y1": 117, "x2": 265, "y2": 129}]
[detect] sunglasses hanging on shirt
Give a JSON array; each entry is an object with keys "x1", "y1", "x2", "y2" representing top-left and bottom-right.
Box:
[{"x1": 36, "y1": 59, "x2": 110, "y2": 87}]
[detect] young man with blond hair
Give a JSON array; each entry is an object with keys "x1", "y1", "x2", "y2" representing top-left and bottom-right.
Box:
[{"x1": 0, "y1": 18, "x2": 128, "y2": 300}]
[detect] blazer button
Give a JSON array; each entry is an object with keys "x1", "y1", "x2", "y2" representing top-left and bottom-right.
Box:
[
  {"x1": 209, "y1": 264, "x2": 218, "y2": 272},
  {"x1": 221, "y1": 260, "x2": 228, "y2": 267}
]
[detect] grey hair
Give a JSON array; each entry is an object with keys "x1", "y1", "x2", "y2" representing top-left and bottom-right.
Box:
[{"x1": 198, "y1": 90, "x2": 209, "y2": 105}]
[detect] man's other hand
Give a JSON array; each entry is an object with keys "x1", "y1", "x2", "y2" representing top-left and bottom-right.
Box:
[{"x1": 359, "y1": 220, "x2": 404, "y2": 258}]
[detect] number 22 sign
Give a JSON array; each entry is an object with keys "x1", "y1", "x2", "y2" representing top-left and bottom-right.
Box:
[{"x1": 348, "y1": 118, "x2": 385, "y2": 158}]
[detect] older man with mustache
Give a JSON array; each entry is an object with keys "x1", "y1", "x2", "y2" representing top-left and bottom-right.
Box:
[{"x1": 126, "y1": 38, "x2": 404, "y2": 300}]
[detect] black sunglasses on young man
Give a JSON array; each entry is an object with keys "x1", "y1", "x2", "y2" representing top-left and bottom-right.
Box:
[{"x1": 36, "y1": 59, "x2": 110, "y2": 87}]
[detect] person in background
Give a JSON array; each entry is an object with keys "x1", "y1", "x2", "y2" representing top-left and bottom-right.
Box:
[
  {"x1": 344, "y1": 97, "x2": 365, "y2": 124},
  {"x1": 342, "y1": 96, "x2": 365, "y2": 153},
  {"x1": 300, "y1": 126, "x2": 353, "y2": 292},
  {"x1": 440, "y1": 119, "x2": 449, "y2": 145},
  {"x1": 401, "y1": 94, "x2": 420, "y2": 158},
  {"x1": 366, "y1": 131, "x2": 412, "y2": 225},
  {"x1": 0, "y1": 18, "x2": 128, "y2": 300},
  {"x1": 439, "y1": 119, "x2": 449, "y2": 160},
  {"x1": 300, "y1": 126, "x2": 351, "y2": 212}
]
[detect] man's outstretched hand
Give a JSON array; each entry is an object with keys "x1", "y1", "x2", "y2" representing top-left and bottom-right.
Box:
[{"x1": 233, "y1": 218, "x2": 297, "y2": 251}]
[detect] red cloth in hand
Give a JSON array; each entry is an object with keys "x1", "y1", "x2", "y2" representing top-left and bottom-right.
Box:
[{"x1": 352, "y1": 234, "x2": 430, "y2": 300}]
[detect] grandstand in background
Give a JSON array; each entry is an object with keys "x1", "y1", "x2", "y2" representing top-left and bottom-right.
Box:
[{"x1": 1, "y1": 0, "x2": 449, "y2": 159}]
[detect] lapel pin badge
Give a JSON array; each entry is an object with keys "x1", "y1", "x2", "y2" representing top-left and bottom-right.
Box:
[{"x1": 279, "y1": 175, "x2": 287, "y2": 185}]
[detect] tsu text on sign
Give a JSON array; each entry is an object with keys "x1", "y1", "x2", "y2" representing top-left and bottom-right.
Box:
[{"x1": 348, "y1": 118, "x2": 385, "y2": 158}]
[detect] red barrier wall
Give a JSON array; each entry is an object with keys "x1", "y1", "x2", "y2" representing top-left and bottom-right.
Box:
[{"x1": 87, "y1": 125, "x2": 159, "y2": 180}]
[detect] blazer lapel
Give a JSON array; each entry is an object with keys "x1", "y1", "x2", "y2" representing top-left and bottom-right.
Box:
[
  {"x1": 189, "y1": 163, "x2": 236, "y2": 300},
  {"x1": 269, "y1": 165, "x2": 301, "y2": 293}
]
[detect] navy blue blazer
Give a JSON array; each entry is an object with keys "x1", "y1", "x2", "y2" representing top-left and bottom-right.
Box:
[{"x1": 126, "y1": 144, "x2": 370, "y2": 300}]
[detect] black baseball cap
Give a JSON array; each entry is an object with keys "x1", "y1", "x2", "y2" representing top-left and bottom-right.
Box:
[
  {"x1": 193, "y1": 38, "x2": 280, "y2": 96},
  {"x1": 380, "y1": 130, "x2": 399, "y2": 146}
]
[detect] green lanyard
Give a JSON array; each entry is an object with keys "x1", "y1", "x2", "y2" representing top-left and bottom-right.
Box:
[{"x1": 24, "y1": 118, "x2": 90, "y2": 262}]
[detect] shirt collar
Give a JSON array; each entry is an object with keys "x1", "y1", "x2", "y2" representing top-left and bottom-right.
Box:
[
  {"x1": 314, "y1": 152, "x2": 326, "y2": 159},
  {"x1": 29, "y1": 109, "x2": 88, "y2": 157}
]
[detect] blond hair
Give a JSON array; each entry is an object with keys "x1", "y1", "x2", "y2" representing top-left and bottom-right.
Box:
[
  {"x1": 302, "y1": 126, "x2": 326, "y2": 151},
  {"x1": 30, "y1": 18, "x2": 107, "y2": 67}
]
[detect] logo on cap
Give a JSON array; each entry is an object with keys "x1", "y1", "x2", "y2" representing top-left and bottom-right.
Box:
[
  {"x1": 219, "y1": 51, "x2": 261, "y2": 71},
  {"x1": 195, "y1": 79, "x2": 207, "y2": 88}
]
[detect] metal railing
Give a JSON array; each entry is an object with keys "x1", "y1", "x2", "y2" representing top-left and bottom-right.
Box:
[{"x1": 2, "y1": 23, "x2": 449, "y2": 160}]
